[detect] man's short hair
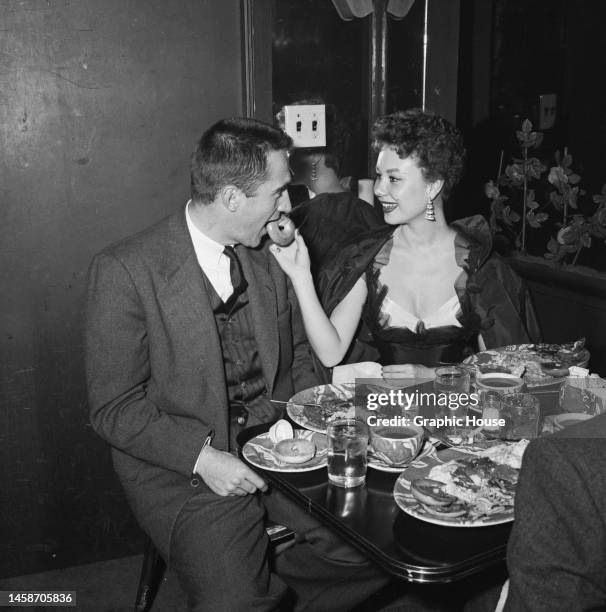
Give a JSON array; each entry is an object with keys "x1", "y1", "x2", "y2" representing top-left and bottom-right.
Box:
[{"x1": 191, "y1": 117, "x2": 293, "y2": 204}]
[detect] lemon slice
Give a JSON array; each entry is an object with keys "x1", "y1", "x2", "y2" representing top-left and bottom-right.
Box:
[{"x1": 269, "y1": 419, "x2": 294, "y2": 444}]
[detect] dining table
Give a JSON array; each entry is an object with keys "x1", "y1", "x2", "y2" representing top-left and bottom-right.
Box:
[{"x1": 238, "y1": 377, "x2": 571, "y2": 584}]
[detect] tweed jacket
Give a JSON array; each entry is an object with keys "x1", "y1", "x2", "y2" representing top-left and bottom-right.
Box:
[
  {"x1": 505, "y1": 413, "x2": 606, "y2": 611},
  {"x1": 85, "y1": 208, "x2": 318, "y2": 556}
]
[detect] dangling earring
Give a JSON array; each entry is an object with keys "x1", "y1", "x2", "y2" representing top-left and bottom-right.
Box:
[
  {"x1": 425, "y1": 196, "x2": 436, "y2": 222},
  {"x1": 310, "y1": 157, "x2": 319, "y2": 182}
]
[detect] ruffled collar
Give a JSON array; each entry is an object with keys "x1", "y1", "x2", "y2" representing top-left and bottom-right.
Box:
[{"x1": 450, "y1": 215, "x2": 493, "y2": 272}]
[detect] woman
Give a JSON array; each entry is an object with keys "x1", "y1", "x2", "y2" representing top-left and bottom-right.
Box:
[{"x1": 271, "y1": 109, "x2": 540, "y2": 379}]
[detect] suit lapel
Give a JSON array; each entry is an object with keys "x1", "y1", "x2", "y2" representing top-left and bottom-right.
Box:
[
  {"x1": 158, "y1": 212, "x2": 228, "y2": 427},
  {"x1": 239, "y1": 247, "x2": 279, "y2": 393}
]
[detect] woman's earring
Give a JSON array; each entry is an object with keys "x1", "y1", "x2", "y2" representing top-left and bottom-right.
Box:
[
  {"x1": 310, "y1": 158, "x2": 319, "y2": 182},
  {"x1": 425, "y1": 197, "x2": 436, "y2": 222}
]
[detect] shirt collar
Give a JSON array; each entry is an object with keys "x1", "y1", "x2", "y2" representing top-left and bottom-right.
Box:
[{"x1": 185, "y1": 200, "x2": 226, "y2": 267}]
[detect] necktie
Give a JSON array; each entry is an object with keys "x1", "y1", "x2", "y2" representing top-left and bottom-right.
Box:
[{"x1": 223, "y1": 245, "x2": 247, "y2": 308}]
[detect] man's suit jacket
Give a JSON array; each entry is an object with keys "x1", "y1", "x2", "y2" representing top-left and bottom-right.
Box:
[
  {"x1": 504, "y1": 413, "x2": 606, "y2": 611},
  {"x1": 85, "y1": 208, "x2": 319, "y2": 557}
]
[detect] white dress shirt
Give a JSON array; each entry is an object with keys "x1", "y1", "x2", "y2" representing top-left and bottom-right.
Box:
[
  {"x1": 185, "y1": 200, "x2": 235, "y2": 301},
  {"x1": 186, "y1": 201, "x2": 239, "y2": 474}
]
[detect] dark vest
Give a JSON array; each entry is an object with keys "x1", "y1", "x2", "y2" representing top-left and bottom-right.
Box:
[{"x1": 203, "y1": 276, "x2": 280, "y2": 450}]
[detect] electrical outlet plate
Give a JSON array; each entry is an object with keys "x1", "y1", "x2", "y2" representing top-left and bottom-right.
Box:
[
  {"x1": 539, "y1": 93, "x2": 557, "y2": 130},
  {"x1": 283, "y1": 104, "x2": 326, "y2": 148}
]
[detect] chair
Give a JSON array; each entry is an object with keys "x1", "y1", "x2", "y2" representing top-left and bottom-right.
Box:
[{"x1": 134, "y1": 524, "x2": 295, "y2": 611}]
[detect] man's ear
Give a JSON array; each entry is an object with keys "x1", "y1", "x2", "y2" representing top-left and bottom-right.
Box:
[{"x1": 219, "y1": 185, "x2": 245, "y2": 212}]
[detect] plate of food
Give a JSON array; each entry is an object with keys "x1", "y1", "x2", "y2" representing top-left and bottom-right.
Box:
[
  {"x1": 393, "y1": 440, "x2": 529, "y2": 527},
  {"x1": 368, "y1": 439, "x2": 438, "y2": 473},
  {"x1": 464, "y1": 340, "x2": 589, "y2": 387},
  {"x1": 242, "y1": 429, "x2": 328, "y2": 473},
  {"x1": 287, "y1": 384, "x2": 357, "y2": 433}
]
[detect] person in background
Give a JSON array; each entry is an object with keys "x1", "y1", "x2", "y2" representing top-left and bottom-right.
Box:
[
  {"x1": 85, "y1": 117, "x2": 389, "y2": 611},
  {"x1": 277, "y1": 101, "x2": 386, "y2": 275},
  {"x1": 503, "y1": 412, "x2": 606, "y2": 611},
  {"x1": 271, "y1": 108, "x2": 540, "y2": 375}
]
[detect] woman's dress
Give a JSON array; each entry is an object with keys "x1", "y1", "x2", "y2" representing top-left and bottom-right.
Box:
[{"x1": 316, "y1": 215, "x2": 540, "y2": 368}]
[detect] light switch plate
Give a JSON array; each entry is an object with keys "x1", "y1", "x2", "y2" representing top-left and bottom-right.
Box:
[{"x1": 283, "y1": 104, "x2": 326, "y2": 148}]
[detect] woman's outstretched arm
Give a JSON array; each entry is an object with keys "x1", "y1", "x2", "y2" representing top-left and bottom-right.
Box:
[{"x1": 270, "y1": 231, "x2": 367, "y2": 367}]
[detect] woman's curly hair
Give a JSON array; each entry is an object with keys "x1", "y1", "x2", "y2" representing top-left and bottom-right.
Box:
[{"x1": 372, "y1": 108, "x2": 466, "y2": 200}]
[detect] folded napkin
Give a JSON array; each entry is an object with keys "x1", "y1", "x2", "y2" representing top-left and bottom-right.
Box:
[{"x1": 332, "y1": 361, "x2": 382, "y2": 385}]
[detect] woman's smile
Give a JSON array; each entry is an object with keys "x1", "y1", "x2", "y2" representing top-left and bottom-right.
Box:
[{"x1": 380, "y1": 201, "x2": 398, "y2": 214}]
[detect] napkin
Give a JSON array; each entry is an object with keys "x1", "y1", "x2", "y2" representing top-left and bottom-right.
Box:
[{"x1": 332, "y1": 361, "x2": 382, "y2": 385}]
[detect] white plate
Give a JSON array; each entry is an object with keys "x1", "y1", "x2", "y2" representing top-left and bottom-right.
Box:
[
  {"x1": 464, "y1": 344, "x2": 590, "y2": 388},
  {"x1": 393, "y1": 447, "x2": 517, "y2": 527},
  {"x1": 242, "y1": 430, "x2": 328, "y2": 473},
  {"x1": 367, "y1": 440, "x2": 438, "y2": 473},
  {"x1": 287, "y1": 384, "x2": 356, "y2": 433}
]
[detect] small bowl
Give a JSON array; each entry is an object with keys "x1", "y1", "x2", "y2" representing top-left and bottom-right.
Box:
[
  {"x1": 476, "y1": 372, "x2": 524, "y2": 395},
  {"x1": 369, "y1": 425, "x2": 424, "y2": 467}
]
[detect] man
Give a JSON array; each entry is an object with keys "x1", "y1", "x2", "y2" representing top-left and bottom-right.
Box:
[
  {"x1": 85, "y1": 118, "x2": 387, "y2": 610},
  {"x1": 504, "y1": 412, "x2": 606, "y2": 611}
]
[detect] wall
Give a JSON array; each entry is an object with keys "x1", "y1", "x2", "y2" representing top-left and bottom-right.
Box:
[
  {"x1": 1, "y1": 0, "x2": 242, "y2": 577},
  {"x1": 510, "y1": 261, "x2": 606, "y2": 378}
]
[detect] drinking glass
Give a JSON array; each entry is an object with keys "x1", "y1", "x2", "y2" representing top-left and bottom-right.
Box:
[
  {"x1": 434, "y1": 366, "x2": 471, "y2": 396},
  {"x1": 501, "y1": 393, "x2": 541, "y2": 440},
  {"x1": 327, "y1": 419, "x2": 368, "y2": 487},
  {"x1": 433, "y1": 366, "x2": 472, "y2": 445}
]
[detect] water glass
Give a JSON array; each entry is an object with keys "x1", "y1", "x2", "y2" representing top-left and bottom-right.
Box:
[
  {"x1": 501, "y1": 393, "x2": 541, "y2": 440},
  {"x1": 441, "y1": 404, "x2": 472, "y2": 446},
  {"x1": 327, "y1": 419, "x2": 369, "y2": 488},
  {"x1": 433, "y1": 366, "x2": 472, "y2": 445},
  {"x1": 434, "y1": 366, "x2": 471, "y2": 396}
]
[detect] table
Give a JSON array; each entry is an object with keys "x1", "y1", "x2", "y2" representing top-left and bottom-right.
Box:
[
  {"x1": 238, "y1": 425, "x2": 510, "y2": 583},
  {"x1": 238, "y1": 385, "x2": 565, "y2": 584}
]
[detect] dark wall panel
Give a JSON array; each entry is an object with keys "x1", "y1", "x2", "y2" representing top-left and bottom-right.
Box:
[{"x1": 0, "y1": 0, "x2": 242, "y2": 576}]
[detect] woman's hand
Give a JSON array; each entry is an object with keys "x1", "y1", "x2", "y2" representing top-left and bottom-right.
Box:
[
  {"x1": 382, "y1": 363, "x2": 436, "y2": 380},
  {"x1": 269, "y1": 230, "x2": 311, "y2": 284}
]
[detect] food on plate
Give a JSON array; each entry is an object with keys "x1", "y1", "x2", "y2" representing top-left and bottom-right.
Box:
[
  {"x1": 478, "y1": 439, "x2": 528, "y2": 469},
  {"x1": 274, "y1": 438, "x2": 316, "y2": 464},
  {"x1": 422, "y1": 502, "x2": 468, "y2": 518},
  {"x1": 466, "y1": 341, "x2": 590, "y2": 388},
  {"x1": 539, "y1": 361, "x2": 570, "y2": 377},
  {"x1": 269, "y1": 419, "x2": 294, "y2": 443},
  {"x1": 266, "y1": 215, "x2": 296, "y2": 246},
  {"x1": 321, "y1": 399, "x2": 356, "y2": 423},
  {"x1": 410, "y1": 478, "x2": 458, "y2": 506},
  {"x1": 287, "y1": 384, "x2": 357, "y2": 432},
  {"x1": 409, "y1": 441, "x2": 528, "y2": 520}
]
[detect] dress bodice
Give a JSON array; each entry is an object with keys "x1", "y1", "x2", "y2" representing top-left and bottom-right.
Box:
[{"x1": 362, "y1": 237, "x2": 481, "y2": 367}]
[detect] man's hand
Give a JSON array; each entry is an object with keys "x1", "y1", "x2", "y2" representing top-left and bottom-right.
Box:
[
  {"x1": 269, "y1": 231, "x2": 311, "y2": 284},
  {"x1": 196, "y1": 446, "x2": 268, "y2": 496}
]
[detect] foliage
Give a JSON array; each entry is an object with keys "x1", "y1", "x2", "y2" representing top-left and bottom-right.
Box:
[{"x1": 485, "y1": 119, "x2": 606, "y2": 266}]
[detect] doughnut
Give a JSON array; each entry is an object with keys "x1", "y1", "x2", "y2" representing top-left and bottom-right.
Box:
[{"x1": 274, "y1": 438, "x2": 316, "y2": 464}]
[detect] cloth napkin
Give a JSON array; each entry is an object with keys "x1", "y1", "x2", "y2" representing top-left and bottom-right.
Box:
[{"x1": 331, "y1": 361, "x2": 382, "y2": 385}]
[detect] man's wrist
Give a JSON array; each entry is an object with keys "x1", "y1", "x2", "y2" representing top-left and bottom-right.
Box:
[{"x1": 193, "y1": 430, "x2": 215, "y2": 475}]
